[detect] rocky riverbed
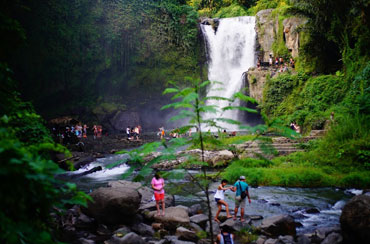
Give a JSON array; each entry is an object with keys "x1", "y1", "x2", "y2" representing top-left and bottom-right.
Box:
[{"x1": 55, "y1": 180, "x2": 370, "y2": 244}]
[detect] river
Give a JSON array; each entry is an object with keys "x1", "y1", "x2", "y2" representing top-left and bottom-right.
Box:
[{"x1": 62, "y1": 153, "x2": 361, "y2": 234}]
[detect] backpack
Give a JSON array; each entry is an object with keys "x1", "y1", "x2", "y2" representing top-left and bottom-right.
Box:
[
  {"x1": 238, "y1": 182, "x2": 247, "y2": 199},
  {"x1": 221, "y1": 232, "x2": 233, "y2": 244}
]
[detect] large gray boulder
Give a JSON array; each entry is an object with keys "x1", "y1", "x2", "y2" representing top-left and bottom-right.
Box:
[
  {"x1": 131, "y1": 223, "x2": 155, "y2": 237},
  {"x1": 340, "y1": 194, "x2": 370, "y2": 243},
  {"x1": 260, "y1": 215, "x2": 296, "y2": 237},
  {"x1": 220, "y1": 218, "x2": 252, "y2": 232},
  {"x1": 83, "y1": 185, "x2": 141, "y2": 225},
  {"x1": 190, "y1": 214, "x2": 209, "y2": 229},
  {"x1": 108, "y1": 180, "x2": 174, "y2": 211},
  {"x1": 176, "y1": 226, "x2": 198, "y2": 242},
  {"x1": 148, "y1": 206, "x2": 190, "y2": 231}
]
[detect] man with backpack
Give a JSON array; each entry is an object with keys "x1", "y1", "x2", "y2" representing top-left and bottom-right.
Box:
[{"x1": 232, "y1": 176, "x2": 251, "y2": 222}]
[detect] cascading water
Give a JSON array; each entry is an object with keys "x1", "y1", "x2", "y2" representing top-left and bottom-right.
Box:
[{"x1": 201, "y1": 16, "x2": 256, "y2": 131}]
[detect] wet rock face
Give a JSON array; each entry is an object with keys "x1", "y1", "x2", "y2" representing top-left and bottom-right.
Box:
[
  {"x1": 110, "y1": 111, "x2": 141, "y2": 132},
  {"x1": 340, "y1": 194, "x2": 370, "y2": 243},
  {"x1": 255, "y1": 9, "x2": 306, "y2": 61},
  {"x1": 282, "y1": 17, "x2": 307, "y2": 58},
  {"x1": 256, "y1": 9, "x2": 277, "y2": 61}
]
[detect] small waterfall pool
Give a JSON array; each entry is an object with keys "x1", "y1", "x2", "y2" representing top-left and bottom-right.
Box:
[{"x1": 62, "y1": 154, "x2": 361, "y2": 234}]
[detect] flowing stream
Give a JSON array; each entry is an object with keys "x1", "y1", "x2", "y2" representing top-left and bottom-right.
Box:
[
  {"x1": 63, "y1": 154, "x2": 360, "y2": 234},
  {"x1": 201, "y1": 17, "x2": 256, "y2": 130}
]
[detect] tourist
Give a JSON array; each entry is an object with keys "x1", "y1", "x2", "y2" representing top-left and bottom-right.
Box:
[
  {"x1": 214, "y1": 179, "x2": 233, "y2": 223},
  {"x1": 283, "y1": 63, "x2": 288, "y2": 72},
  {"x1": 160, "y1": 127, "x2": 165, "y2": 139},
  {"x1": 269, "y1": 54, "x2": 273, "y2": 67},
  {"x1": 279, "y1": 57, "x2": 284, "y2": 65},
  {"x1": 126, "y1": 126, "x2": 130, "y2": 139},
  {"x1": 257, "y1": 57, "x2": 261, "y2": 70},
  {"x1": 275, "y1": 57, "x2": 279, "y2": 66},
  {"x1": 289, "y1": 58, "x2": 295, "y2": 69},
  {"x1": 134, "y1": 126, "x2": 140, "y2": 140},
  {"x1": 93, "y1": 125, "x2": 98, "y2": 139},
  {"x1": 188, "y1": 128, "x2": 192, "y2": 137},
  {"x1": 151, "y1": 172, "x2": 165, "y2": 216},
  {"x1": 214, "y1": 226, "x2": 235, "y2": 244},
  {"x1": 232, "y1": 176, "x2": 251, "y2": 222},
  {"x1": 83, "y1": 124, "x2": 88, "y2": 138}
]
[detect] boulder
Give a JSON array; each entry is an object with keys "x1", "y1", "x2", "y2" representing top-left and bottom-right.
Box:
[
  {"x1": 340, "y1": 194, "x2": 370, "y2": 243},
  {"x1": 264, "y1": 239, "x2": 283, "y2": 244},
  {"x1": 83, "y1": 185, "x2": 141, "y2": 225},
  {"x1": 256, "y1": 236, "x2": 267, "y2": 244},
  {"x1": 278, "y1": 235, "x2": 295, "y2": 244},
  {"x1": 296, "y1": 235, "x2": 310, "y2": 244},
  {"x1": 131, "y1": 223, "x2": 155, "y2": 237},
  {"x1": 107, "y1": 232, "x2": 146, "y2": 244},
  {"x1": 189, "y1": 223, "x2": 203, "y2": 233},
  {"x1": 189, "y1": 204, "x2": 202, "y2": 216},
  {"x1": 260, "y1": 215, "x2": 296, "y2": 237},
  {"x1": 149, "y1": 206, "x2": 190, "y2": 231},
  {"x1": 190, "y1": 214, "x2": 209, "y2": 229},
  {"x1": 78, "y1": 238, "x2": 95, "y2": 244},
  {"x1": 206, "y1": 220, "x2": 220, "y2": 237},
  {"x1": 310, "y1": 226, "x2": 340, "y2": 243},
  {"x1": 110, "y1": 111, "x2": 141, "y2": 132},
  {"x1": 220, "y1": 218, "x2": 251, "y2": 232},
  {"x1": 304, "y1": 208, "x2": 320, "y2": 214},
  {"x1": 321, "y1": 232, "x2": 343, "y2": 244},
  {"x1": 108, "y1": 180, "x2": 174, "y2": 211},
  {"x1": 176, "y1": 227, "x2": 198, "y2": 242},
  {"x1": 75, "y1": 213, "x2": 96, "y2": 230}
]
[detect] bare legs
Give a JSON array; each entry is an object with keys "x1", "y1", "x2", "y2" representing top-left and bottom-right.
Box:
[
  {"x1": 156, "y1": 199, "x2": 165, "y2": 216},
  {"x1": 233, "y1": 207, "x2": 245, "y2": 221},
  {"x1": 214, "y1": 200, "x2": 232, "y2": 222}
]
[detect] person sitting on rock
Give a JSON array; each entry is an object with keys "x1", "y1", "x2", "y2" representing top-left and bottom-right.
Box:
[
  {"x1": 214, "y1": 179, "x2": 233, "y2": 223},
  {"x1": 214, "y1": 226, "x2": 235, "y2": 244}
]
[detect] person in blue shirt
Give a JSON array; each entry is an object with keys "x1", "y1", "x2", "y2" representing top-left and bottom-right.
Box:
[{"x1": 232, "y1": 176, "x2": 251, "y2": 222}]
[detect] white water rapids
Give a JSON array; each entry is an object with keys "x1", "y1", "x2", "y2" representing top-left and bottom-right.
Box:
[{"x1": 201, "y1": 16, "x2": 256, "y2": 131}]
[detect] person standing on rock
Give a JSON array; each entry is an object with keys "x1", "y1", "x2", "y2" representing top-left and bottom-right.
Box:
[
  {"x1": 214, "y1": 179, "x2": 233, "y2": 223},
  {"x1": 151, "y1": 172, "x2": 165, "y2": 216},
  {"x1": 232, "y1": 176, "x2": 251, "y2": 222}
]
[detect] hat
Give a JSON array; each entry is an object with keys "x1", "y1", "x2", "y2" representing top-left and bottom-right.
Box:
[{"x1": 240, "y1": 176, "x2": 246, "y2": 180}]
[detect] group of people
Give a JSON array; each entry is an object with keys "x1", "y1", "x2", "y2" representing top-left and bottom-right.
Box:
[
  {"x1": 126, "y1": 125, "x2": 141, "y2": 141},
  {"x1": 151, "y1": 172, "x2": 251, "y2": 244},
  {"x1": 53, "y1": 123, "x2": 103, "y2": 144},
  {"x1": 257, "y1": 54, "x2": 295, "y2": 73}
]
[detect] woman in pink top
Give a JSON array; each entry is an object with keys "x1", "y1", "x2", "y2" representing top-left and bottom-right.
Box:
[{"x1": 151, "y1": 172, "x2": 165, "y2": 216}]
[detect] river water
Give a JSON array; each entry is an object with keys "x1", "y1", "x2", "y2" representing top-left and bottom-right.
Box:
[{"x1": 63, "y1": 154, "x2": 361, "y2": 234}]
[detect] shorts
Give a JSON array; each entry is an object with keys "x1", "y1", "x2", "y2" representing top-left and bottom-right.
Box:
[
  {"x1": 215, "y1": 198, "x2": 221, "y2": 204},
  {"x1": 154, "y1": 192, "x2": 164, "y2": 201},
  {"x1": 235, "y1": 196, "x2": 246, "y2": 208}
]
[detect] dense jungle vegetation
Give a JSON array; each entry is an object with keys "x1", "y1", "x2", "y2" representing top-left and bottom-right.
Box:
[{"x1": 0, "y1": 0, "x2": 369, "y2": 243}]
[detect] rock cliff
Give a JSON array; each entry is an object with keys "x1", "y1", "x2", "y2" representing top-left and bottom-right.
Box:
[{"x1": 255, "y1": 9, "x2": 306, "y2": 61}]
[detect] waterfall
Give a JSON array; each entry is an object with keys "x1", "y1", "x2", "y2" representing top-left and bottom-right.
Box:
[{"x1": 201, "y1": 16, "x2": 256, "y2": 131}]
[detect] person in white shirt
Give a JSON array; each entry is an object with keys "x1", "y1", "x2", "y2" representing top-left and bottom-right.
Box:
[{"x1": 214, "y1": 179, "x2": 233, "y2": 223}]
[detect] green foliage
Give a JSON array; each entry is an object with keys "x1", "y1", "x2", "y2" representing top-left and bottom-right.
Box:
[
  {"x1": 247, "y1": 0, "x2": 289, "y2": 15},
  {"x1": 262, "y1": 72, "x2": 348, "y2": 132},
  {"x1": 214, "y1": 3, "x2": 248, "y2": 18},
  {"x1": 0, "y1": 67, "x2": 90, "y2": 243}
]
